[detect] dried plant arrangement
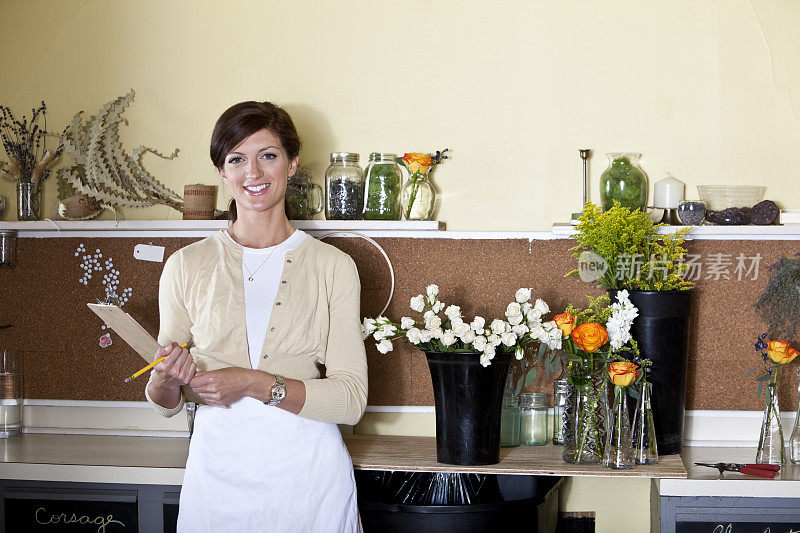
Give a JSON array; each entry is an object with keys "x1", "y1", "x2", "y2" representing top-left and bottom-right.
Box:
[
  {"x1": 754, "y1": 253, "x2": 800, "y2": 346},
  {"x1": 0, "y1": 100, "x2": 67, "y2": 184},
  {"x1": 56, "y1": 90, "x2": 184, "y2": 215}
]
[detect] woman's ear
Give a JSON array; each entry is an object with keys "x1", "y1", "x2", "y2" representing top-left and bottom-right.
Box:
[
  {"x1": 219, "y1": 168, "x2": 227, "y2": 182},
  {"x1": 288, "y1": 157, "x2": 299, "y2": 177}
]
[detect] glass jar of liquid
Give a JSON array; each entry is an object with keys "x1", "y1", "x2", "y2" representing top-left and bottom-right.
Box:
[{"x1": 519, "y1": 392, "x2": 548, "y2": 446}]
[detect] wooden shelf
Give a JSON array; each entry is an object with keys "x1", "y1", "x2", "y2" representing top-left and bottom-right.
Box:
[
  {"x1": 0, "y1": 433, "x2": 686, "y2": 484},
  {"x1": 551, "y1": 223, "x2": 800, "y2": 241},
  {"x1": 346, "y1": 434, "x2": 687, "y2": 478}
]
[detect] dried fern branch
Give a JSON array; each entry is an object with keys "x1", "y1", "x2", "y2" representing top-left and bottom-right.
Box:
[{"x1": 58, "y1": 90, "x2": 183, "y2": 212}]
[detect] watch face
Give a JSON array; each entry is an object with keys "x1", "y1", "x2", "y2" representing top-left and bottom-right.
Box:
[{"x1": 271, "y1": 385, "x2": 287, "y2": 402}]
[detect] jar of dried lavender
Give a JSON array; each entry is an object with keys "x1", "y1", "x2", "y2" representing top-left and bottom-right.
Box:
[{"x1": 325, "y1": 152, "x2": 364, "y2": 220}]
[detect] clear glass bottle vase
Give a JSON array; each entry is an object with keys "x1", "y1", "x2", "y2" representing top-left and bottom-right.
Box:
[
  {"x1": 787, "y1": 368, "x2": 799, "y2": 464},
  {"x1": 756, "y1": 381, "x2": 785, "y2": 465},
  {"x1": 400, "y1": 173, "x2": 435, "y2": 220},
  {"x1": 562, "y1": 361, "x2": 608, "y2": 464},
  {"x1": 632, "y1": 382, "x2": 658, "y2": 464},
  {"x1": 603, "y1": 385, "x2": 635, "y2": 469}
]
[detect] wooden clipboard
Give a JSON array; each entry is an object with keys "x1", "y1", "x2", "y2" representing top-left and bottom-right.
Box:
[{"x1": 87, "y1": 303, "x2": 205, "y2": 405}]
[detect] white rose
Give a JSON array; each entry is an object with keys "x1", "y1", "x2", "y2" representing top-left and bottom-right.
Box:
[
  {"x1": 376, "y1": 339, "x2": 393, "y2": 354},
  {"x1": 453, "y1": 321, "x2": 470, "y2": 337},
  {"x1": 490, "y1": 319, "x2": 507, "y2": 335},
  {"x1": 373, "y1": 330, "x2": 385, "y2": 341},
  {"x1": 410, "y1": 295, "x2": 425, "y2": 312},
  {"x1": 441, "y1": 331, "x2": 457, "y2": 346},
  {"x1": 472, "y1": 335, "x2": 487, "y2": 351},
  {"x1": 431, "y1": 301, "x2": 445, "y2": 314},
  {"x1": 508, "y1": 314, "x2": 523, "y2": 326},
  {"x1": 406, "y1": 327, "x2": 423, "y2": 345},
  {"x1": 362, "y1": 318, "x2": 377, "y2": 336},
  {"x1": 484, "y1": 344, "x2": 496, "y2": 359},
  {"x1": 515, "y1": 288, "x2": 532, "y2": 303},
  {"x1": 526, "y1": 309, "x2": 542, "y2": 323},
  {"x1": 444, "y1": 305, "x2": 462, "y2": 320},
  {"x1": 529, "y1": 323, "x2": 546, "y2": 341},
  {"x1": 378, "y1": 324, "x2": 395, "y2": 338},
  {"x1": 515, "y1": 344, "x2": 524, "y2": 360},
  {"x1": 501, "y1": 331, "x2": 518, "y2": 347},
  {"x1": 401, "y1": 317, "x2": 416, "y2": 330},
  {"x1": 506, "y1": 302, "x2": 522, "y2": 319},
  {"x1": 425, "y1": 314, "x2": 442, "y2": 330},
  {"x1": 430, "y1": 327, "x2": 444, "y2": 339},
  {"x1": 533, "y1": 298, "x2": 550, "y2": 316},
  {"x1": 480, "y1": 353, "x2": 492, "y2": 367},
  {"x1": 512, "y1": 324, "x2": 529, "y2": 336},
  {"x1": 419, "y1": 329, "x2": 433, "y2": 343},
  {"x1": 471, "y1": 316, "x2": 486, "y2": 331},
  {"x1": 461, "y1": 329, "x2": 476, "y2": 344},
  {"x1": 487, "y1": 333, "x2": 502, "y2": 347},
  {"x1": 426, "y1": 284, "x2": 439, "y2": 299},
  {"x1": 521, "y1": 302, "x2": 532, "y2": 314}
]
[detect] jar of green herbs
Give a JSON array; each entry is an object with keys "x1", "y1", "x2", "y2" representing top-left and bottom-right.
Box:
[
  {"x1": 362, "y1": 152, "x2": 402, "y2": 220},
  {"x1": 284, "y1": 168, "x2": 323, "y2": 220},
  {"x1": 599, "y1": 152, "x2": 648, "y2": 212}
]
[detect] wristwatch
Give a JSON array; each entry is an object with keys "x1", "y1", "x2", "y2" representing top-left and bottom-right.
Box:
[{"x1": 267, "y1": 374, "x2": 286, "y2": 407}]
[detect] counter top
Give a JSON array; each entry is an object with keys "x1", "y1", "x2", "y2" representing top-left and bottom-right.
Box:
[
  {"x1": 659, "y1": 447, "x2": 800, "y2": 498},
  {"x1": 0, "y1": 433, "x2": 685, "y2": 485}
]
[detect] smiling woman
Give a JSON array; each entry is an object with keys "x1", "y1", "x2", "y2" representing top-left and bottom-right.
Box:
[{"x1": 144, "y1": 101, "x2": 368, "y2": 533}]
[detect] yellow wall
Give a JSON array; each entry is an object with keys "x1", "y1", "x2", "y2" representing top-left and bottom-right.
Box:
[{"x1": 2, "y1": 0, "x2": 799, "y2": 229}]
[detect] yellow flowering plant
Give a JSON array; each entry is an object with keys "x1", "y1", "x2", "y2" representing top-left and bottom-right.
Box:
[{"x1": 566, "y1": 201, "x2": 694, "y2": 291}]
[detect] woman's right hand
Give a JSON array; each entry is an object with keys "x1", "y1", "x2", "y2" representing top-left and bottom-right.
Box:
[{"x1": 150, "y1": 343, "x2": 196, "y2": 392}]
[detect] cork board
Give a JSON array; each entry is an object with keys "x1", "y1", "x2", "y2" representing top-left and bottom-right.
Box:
[{"x1": 0, "y1": 235, "x2": 797, "y2": 412}]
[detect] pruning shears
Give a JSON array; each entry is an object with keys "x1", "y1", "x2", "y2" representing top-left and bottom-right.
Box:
[{"x1": 695, "y1": 462, "x2": 781, "y2": 478}]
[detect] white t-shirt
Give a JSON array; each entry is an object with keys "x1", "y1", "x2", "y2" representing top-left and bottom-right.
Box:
[{"x1": 224, "y1": 228, "x2": 307, "y2": 369}]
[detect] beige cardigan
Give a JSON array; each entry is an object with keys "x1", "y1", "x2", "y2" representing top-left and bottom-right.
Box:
[{"x1": 145, "y1": 230, "x2": 368, "y2": 425}]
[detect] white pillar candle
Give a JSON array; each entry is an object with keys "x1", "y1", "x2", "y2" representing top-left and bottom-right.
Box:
[{"x1": 653, "y1": 174, "x2": 685, "y2": 209}]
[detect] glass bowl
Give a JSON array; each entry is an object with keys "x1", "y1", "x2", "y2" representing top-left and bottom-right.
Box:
[{"x1": 696, "y1": 185, "x2": 765, "y2": 211}]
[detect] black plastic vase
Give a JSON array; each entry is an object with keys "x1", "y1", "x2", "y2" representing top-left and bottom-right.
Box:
[
  {"x1": 425, "y1": 350, "x2": 512, "y2": 466},
  {"x1": 609, "y1": 289, "x2": 693, "y2": 455}
]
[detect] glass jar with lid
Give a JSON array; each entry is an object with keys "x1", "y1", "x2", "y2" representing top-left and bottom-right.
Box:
[
  {"x1": 325, "y1": 152, "x2": 364, "y2": 220},
  {"x1": 284, "y1": 167, "x2": 323, "y2": 220},
  {"x1": 362, "y1": 153, "x2": 402, "y2": 220}
]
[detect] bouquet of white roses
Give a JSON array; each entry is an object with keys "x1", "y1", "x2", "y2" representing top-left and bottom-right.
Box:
[{"x1": 362, "y1": 284, "x2": 563, "y2": 367}]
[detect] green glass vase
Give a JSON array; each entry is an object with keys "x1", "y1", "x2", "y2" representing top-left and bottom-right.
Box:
[{"x1": 599, "y1": 152, "x2": 648, "y2": 212}]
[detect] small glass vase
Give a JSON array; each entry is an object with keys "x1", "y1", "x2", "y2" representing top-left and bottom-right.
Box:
[
  {"x1": 17, "y1": 182, "x2": 41, "y2": 221},
  {"x1": 553, "y1": 377, "x2": 569, "y2": 445},
  {"x1": 401, "y1": 173, "x2": 435, "y2": 220},
  {"x1": 500, "y1": 392, "x2": 521, "y2": 447},
  {"x1": 632, "y1": 382, "x2": 659, "y2": 465},
  {"x1": 599, "y1": 152, "x2": 648, "y2": 212},
  {"x1": 563, "y1": 360, "x2": 608, "y2": 464},
  {"x1": 603, "y1": 385, "x2": 634, "y2": 469},
  {"x1": 756, "y1": 380, "x2": 785, "y2": 465},
  {"x1": 787, "y1": 368, "x2": 799, "y2": 464}
]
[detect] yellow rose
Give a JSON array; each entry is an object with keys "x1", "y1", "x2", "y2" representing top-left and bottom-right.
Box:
[
  {"x1": 554, "y1": 312, "x2": 577, "y2": 338},
  {"x1": 402, "y1": 153, "x2": 432, "y2": 175},
  {"x1": 571, "y1": 322, "x2": 609, "y2": 353},
  {"x1": 607, "y1": 361, "x2": 640, "y2": 387},
  {"x1": 767, "y1": 340, "x2": 799, "y2": 365}
]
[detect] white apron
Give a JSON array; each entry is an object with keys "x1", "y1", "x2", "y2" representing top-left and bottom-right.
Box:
[{"x1": 177, "y1": 230, "x2": 361, "y2": 532}]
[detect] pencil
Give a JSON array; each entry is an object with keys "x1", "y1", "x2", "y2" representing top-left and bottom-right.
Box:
[{"x1": 124, "y1": 342, "x2": 190, "y2": 383}]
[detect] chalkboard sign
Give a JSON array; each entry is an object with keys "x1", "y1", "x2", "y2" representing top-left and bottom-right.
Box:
[
  {"x1": 5, "y1": 493, "x2": 136, "y2": 532},
  {"x1": 677, "y1": 522, "x2": 800, "y2": 533}
]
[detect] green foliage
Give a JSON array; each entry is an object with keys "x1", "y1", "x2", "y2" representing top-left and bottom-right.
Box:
[
  {"x1": 566, "y1": 201, "x2": 694, "y2": 291},
  {"x1": 753, "y1": 253, "x2": 800, "y2": 346}
]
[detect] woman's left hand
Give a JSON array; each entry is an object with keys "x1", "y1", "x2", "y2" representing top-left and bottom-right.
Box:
[{"x1": 188, "y1": 367, "x2": 256, "y2": 406}]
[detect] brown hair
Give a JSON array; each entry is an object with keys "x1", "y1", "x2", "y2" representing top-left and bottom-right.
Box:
[{"x1": 210, "y1": 101, "x2": 301, "y2": 222}]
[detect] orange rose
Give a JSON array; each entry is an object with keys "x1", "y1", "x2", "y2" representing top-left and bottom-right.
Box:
[
  {"x1": 607, "y1": 361, "x2": 640, "y2": 387},
  {"x1": 554, "y1": 312, "x2": 577, "y2": 338},
  {"x1": 401, "y1": 153, "x2": 432, "y2": 175},
  {"x1": 571, "y1": 322, "x2": 608, "y2": 353},
  {"x1": 767, "y1": 340, "x2": 799, "y2": 365}
]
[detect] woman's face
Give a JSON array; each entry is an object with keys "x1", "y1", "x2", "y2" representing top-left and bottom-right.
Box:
[{"x1": 219, "y1": 128, "x2": 298, "y2": 217}]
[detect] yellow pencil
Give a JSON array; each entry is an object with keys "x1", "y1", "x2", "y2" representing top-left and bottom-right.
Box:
[{"x1": 124, "y1": 342, "x2": 190, "y2": 383}]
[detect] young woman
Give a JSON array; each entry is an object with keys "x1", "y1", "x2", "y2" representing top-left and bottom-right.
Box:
[{"x1": 145, "y1": 101, "x2": 367, "y2": 532}]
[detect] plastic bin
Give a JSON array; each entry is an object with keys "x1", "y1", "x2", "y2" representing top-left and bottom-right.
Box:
[{"x1": 355, "y1": 471, "x2": 562, "y2": 533}]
